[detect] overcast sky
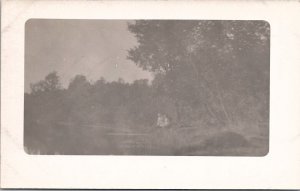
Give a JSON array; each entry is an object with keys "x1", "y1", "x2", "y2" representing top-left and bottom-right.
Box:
[{"x1": 25, "y1": 19, "x2": 153, "y2": 92}]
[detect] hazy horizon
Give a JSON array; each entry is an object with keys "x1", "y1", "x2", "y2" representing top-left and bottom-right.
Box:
[{"x1": 25, "y1": 19, "x2": 153, "y2": 92}]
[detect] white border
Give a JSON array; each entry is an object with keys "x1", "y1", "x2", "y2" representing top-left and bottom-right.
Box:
[{"x1": 1, "y1": 0, "x2": 300, "y2": 189}]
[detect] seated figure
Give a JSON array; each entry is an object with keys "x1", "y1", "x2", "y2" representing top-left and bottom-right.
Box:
[{"x1": 156, "y1": 113, "x2": 170, "y2": 128}]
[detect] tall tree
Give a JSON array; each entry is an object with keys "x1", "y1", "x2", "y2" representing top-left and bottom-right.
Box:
[{"x1": 128, "y1": 20, "x2": 270, "y2": 126}]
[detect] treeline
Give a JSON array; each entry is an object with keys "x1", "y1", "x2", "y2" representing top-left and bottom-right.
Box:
[{"x1": 26, "y1": 74, "x2": 161, "y2": 128}]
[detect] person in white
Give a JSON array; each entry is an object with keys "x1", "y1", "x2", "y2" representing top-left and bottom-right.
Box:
[{"x1": 156, "y1": 113, "x2": 170, "y2": 128}]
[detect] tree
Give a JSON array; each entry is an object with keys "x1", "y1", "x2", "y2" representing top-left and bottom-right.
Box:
[
  {"x1": 30, "y1": 71, "x2": 62, "y2": 94},
  {"x1": 68, "y1": 74, "x2": 90, "y2": 91},
  {"x1": 128, "y1": 20, "x2": 270, "y2": 127}
]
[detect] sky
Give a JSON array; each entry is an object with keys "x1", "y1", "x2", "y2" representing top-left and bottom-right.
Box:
[{"x1": 25, "y1": 19, "x2": 153, "y2": 92}]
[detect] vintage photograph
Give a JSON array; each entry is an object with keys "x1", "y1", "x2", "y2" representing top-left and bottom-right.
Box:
[{"x1": 24, "y1": 19, "x2": 270, "y2": 156}]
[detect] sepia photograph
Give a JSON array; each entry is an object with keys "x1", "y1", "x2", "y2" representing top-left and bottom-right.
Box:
[
  {"x1": 2, "y1": 0, "x2": 300, "y2": 189},
  {"x1": 24, "y1": 19, "x2": 270, "y2": 156}
]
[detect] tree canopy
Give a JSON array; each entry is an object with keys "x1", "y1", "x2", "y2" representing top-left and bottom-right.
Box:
[{"x1": 128, "y1": 20, "x2": 270, "y2": 126}]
